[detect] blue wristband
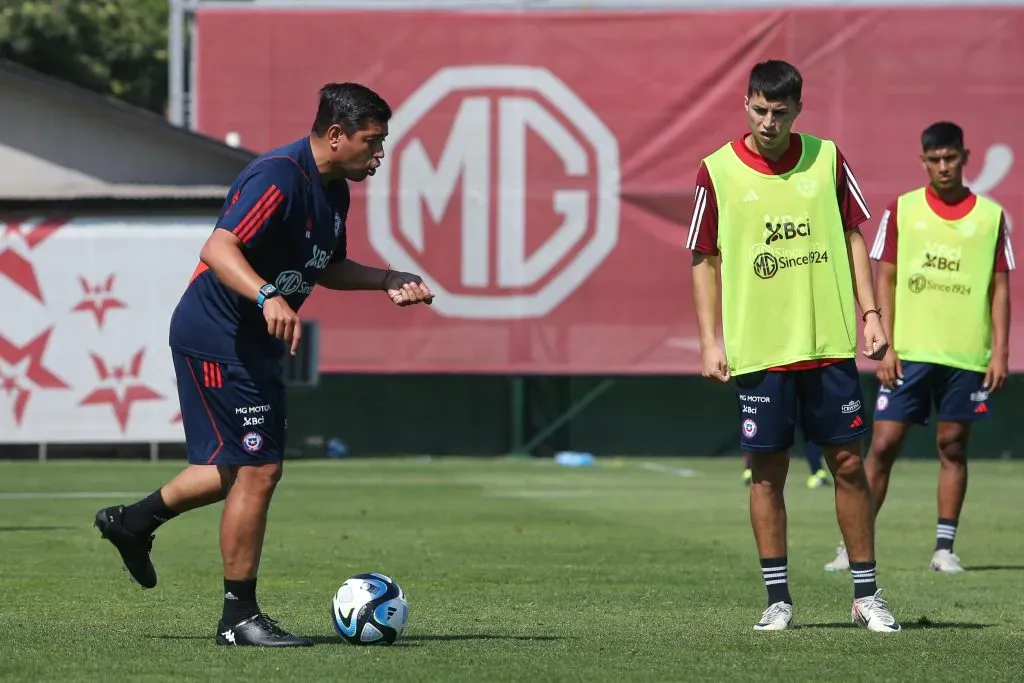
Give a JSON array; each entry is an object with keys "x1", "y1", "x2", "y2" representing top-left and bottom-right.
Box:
[{"x1": 257, "y1": 283, "x2": 278, "y2": 310}]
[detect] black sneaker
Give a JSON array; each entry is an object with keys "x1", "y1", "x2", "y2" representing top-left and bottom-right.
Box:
[
  {"x1": 94, "y1": 505, "x2": 157, "y2": 589},
  {"x1": 216, "y1": 613, "x2": 313, "y2": 647}
]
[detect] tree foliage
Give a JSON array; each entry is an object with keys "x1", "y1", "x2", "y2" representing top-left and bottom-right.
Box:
[{"x1": 0, "y1": 0, "x2": 170, "y2": 114}]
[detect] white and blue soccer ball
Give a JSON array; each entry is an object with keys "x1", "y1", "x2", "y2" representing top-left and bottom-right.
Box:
[{"x1": 331, "y1": 573, "x2": 409, "y2": 645}]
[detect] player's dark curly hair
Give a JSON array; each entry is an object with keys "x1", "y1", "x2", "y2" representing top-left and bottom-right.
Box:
[
  {"x1": 921, "y1": 122, "x2": 964, "y2": 152},
  {"x1": 747, "y1": 60, "x2": 803, "y2": 103},
  {"x1": 311, "y1": 83, "x2": 392, "y2": 137}
]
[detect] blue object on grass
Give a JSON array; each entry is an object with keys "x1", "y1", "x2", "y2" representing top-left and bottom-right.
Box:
[
  {"x1": 326, "y1": 438, "x2": 348, "y2": 459},
  {"x1": 554, "y1": 451, "x2": 595, "y2": 467}
]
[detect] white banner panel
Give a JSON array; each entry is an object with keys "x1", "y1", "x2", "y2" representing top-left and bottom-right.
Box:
[{"x1": 0, "y1": 216, "x2": 213, "y2": 443}]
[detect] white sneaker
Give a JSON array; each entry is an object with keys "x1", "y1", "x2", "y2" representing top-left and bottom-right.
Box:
[
  {"x1": 930, "y1": 549, "x2": 965, "y2": 573},
  {"x1": 754, "y1": 601, "x2": 794, "y2": 631},
  {"x1": 825, "y1": 543, "x2": 850, "y2": 572},
  {"x1": 852, "y1": 589, "x2": 901, "y2": 632}
]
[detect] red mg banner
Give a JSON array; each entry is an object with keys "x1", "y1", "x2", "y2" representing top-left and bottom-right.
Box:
[{"x1": 194, "y1": 8, "x2": 1024, "y2": 373}]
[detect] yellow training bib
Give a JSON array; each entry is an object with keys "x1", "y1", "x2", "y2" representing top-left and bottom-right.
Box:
[
  {"x1": 893, "y1": 188, "x2": 1003, "y2": 372},
  {"x1": 703, "y1": 134, "x2": 858, "y2": 375}
]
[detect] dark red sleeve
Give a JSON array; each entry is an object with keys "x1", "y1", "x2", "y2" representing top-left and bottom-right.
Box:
[
  {"x1": 687, "y1": 162, "x2": 719, "y2": 255},
  {"x1": 869, "y1": 200, "x2": 899, "y2": 263},
  {"x1": 994, "y1": 212, "x2": 1015, "y2": 272},
  {"x1": 835, "y1": 148, "x2": 870, "y2": 231}
]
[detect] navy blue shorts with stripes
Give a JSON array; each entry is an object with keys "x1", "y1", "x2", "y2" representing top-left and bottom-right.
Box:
[
  {"x1": 873, "y1": 361, "x2": 990, "y2": 425},
  {"x1": 172, "y1": 351, "x2": 287, "y2": 466},
  {"x1": 734, "y1": 359, "x2": 868, "y2": 452}
]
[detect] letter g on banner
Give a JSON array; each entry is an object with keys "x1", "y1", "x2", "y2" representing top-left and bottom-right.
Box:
[{"x1": 366, "y1": 66, "x2": 620, "y2": 320}]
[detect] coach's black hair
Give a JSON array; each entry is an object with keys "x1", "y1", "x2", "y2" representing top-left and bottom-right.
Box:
[
  {"x1": 747, "y1": 60, "x2": 803, "y2": 103},
  {"x1": 311, "y1": 83, "x2": 392, "y2": 137},
  {"x1": 921, "y1": 121, "x2": 964, "y2": 152}
]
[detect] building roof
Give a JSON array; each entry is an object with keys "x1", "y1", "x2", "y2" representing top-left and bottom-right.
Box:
[{"x1": 0, "y1": 59, "x2": 256, "y2": 202}]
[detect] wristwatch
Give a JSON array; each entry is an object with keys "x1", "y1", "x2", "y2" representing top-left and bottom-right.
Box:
[{"x1": 256, "y1": 283, "x2": 280, "y2": 309}]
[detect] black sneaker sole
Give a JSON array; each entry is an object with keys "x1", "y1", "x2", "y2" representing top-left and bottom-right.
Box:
[
  {"x1": 216, "y1": 617, "x2": 314, "y2": 647},
  {"x1": 216, "y1": 630, "x2": 315, "y2": 647},
  {"x1": 215, "y1": 635, "x2": 314, "y2": 647}
]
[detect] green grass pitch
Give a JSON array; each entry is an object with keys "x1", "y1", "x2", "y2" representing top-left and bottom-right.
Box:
[{"x1": 1, "y1": 457, "x2": 1023, "y2": 682}]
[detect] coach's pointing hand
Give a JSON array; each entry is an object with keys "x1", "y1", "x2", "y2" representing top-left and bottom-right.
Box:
[
  {"x1": 384, "y1": 270, "x2": 435, "y2": 307},
  {"x1": 263, "y1": 297, "x2": 303, "y2": 355}
]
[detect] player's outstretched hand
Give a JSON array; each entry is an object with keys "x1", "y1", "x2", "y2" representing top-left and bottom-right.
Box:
[
  {"x1": 700, "y1": 344, "x2": 731, "y2": 383},
  {"x1": 263, "y1": 297, "x2": 302, "y2": 355},
  {"x1": 876, "y1": 348, "x2": 903, "y2": 389},
  {"x1": 983, "y1": 354, "x2": 1008, "y2": 394},
  {"x1": 862, "y1": 315, "x2": 889, "y2": 361},
  {"x1": 384, "y1": 270, "x2": 435, "y2": 307}
]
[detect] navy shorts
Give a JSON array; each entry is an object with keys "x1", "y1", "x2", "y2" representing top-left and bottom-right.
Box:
[
  {"x1": 735, "y1": 359, "x2": 868, "y2": 452},
  {"x1": 172, "y1": 351, "x2": 287, "y2": 465},
  {"x1": 873, "y1": 361, "x2": 990, "y2": 425}
]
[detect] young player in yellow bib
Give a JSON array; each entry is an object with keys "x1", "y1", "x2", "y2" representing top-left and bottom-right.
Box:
[
  {"x1": 825, "y1": 122, "x2": 1015, "y2": 575},
  {"x1": 688, "y1": 60, "x2": 900, "y2": 632}
]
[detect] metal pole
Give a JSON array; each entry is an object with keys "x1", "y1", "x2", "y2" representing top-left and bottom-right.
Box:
[
  {"x1": 168, "y1": 0, "x2": 186, "y2": 126},
  {"x1": 510, "y1": 377, "x2": 525, "y2": 454},
  {"x1": 519, "y1": 378, "x2": 615, "y2": 455},
  {"x1": 187, "y1": 4, "x2": 200, "y2": 131}
]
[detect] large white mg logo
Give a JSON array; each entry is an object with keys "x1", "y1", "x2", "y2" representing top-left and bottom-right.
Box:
[{"x1": 367, "y1": 66, "x2": 620, "y2": 319}]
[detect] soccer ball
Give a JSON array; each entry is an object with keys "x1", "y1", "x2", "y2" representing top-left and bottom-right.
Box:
[{"x1": 331, "y1": 573, "x2": 409, "y2": 645}]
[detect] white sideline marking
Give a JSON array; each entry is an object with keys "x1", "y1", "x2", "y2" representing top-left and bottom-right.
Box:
[
  {"x1": 638, "y1": 462, "x2": 698, "y2": 478},
  {"x1": 0, "y1": 492, "x2": 146, "y2": 501}
]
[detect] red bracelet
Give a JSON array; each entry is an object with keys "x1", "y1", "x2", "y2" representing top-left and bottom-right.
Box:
[{"x1": 862, "y1": 308, "x2": 881, "y2": 322}]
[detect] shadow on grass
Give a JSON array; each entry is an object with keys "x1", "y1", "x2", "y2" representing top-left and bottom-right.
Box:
[
  {"x1": 799, "y1": 618, "x2": 992, "y2": 631},
  {"x1": 146, "y1": 634, "x2": 419, "y2": 647},
  {"x1": 965, "y1": 565, "x2": 1024, "y2": 572},
  {"x1": 150, "y1": 634, "x2": 562, "y2": 646},
  {"x1": 406, "y1": 634, "x2": 560, "y2": 642},
  {"x1": 307, "y1": 634, "x2": 561, "y2": 645}
]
